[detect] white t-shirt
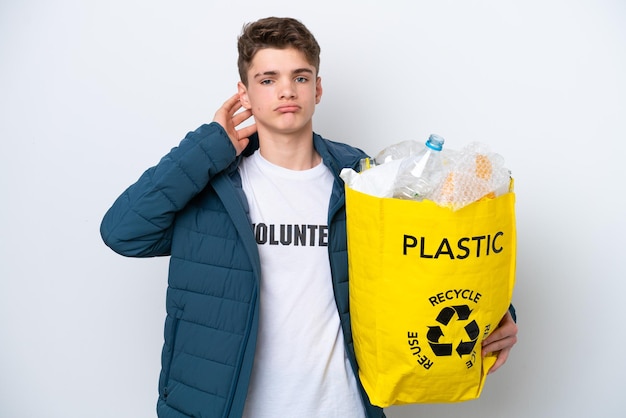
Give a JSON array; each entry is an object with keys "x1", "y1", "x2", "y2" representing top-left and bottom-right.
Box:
[{"x1": 239, "y1": 150, "x2": 366, "y2": 418}]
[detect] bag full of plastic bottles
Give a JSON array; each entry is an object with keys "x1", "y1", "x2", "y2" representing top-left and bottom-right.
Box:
[{"x1": 341, "y1": 135, "x2": 517, "y2": 407}]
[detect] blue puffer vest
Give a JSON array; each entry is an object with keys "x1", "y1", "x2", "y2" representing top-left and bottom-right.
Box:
[{"x1": 100, "y1": 122, "x2": 385, "y2": 418}]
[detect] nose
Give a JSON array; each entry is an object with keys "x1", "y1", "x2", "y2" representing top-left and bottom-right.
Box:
[{"x1": 278, "y1": 79, "x2": 297, "y2": 99}]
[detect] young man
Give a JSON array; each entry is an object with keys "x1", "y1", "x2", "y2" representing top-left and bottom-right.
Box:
[{"x1": 101, "y1": 17, "x2": 517, "y2": 418}]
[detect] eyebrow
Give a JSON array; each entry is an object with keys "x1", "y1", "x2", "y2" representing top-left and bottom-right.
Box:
[{"x1": 253, "y1": 68, "x2": 314, "y2": 79}]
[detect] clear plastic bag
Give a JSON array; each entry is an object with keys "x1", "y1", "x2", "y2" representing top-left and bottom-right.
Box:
[
  {"x1": 343, "y1": 138, "x2": 511, "y2": 210},
  {"x1": 430, "y1": 142, "x2": 511, "y2": 210}
]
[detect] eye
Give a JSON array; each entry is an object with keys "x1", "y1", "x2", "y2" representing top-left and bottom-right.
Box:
[
  {"x1": 295, "y1": 76, "x2": 308, "y2": 83},
  {"x1": 260, "y1": 79, "x2": 274, "y2": 85}
]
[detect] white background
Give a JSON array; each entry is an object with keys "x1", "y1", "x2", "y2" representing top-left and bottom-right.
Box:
[{"x1": 1, "y1": 1, "x2": 625, "y2": 417}]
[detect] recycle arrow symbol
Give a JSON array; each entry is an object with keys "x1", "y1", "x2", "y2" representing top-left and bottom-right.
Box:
[
  {"x1": 427, "y1": 326, "x2": 453, "y2": 356},
  {"x1": 428, "y1": 305, "x2": 480, "y2": 358},
  {"x1": 456, "y1": 320, "x2": 480, "y2": 356},
  {"x1": 436, "y1": 305, "x2": 472, "y2": 325}
]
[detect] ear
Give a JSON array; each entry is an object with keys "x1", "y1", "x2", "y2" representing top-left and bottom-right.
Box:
[
  {"x1": 315, "y1": 77, "x2": 323, "y2": 104},
  {"x1": 238, "y1": 81, "x2": 251, "y2": 109}
]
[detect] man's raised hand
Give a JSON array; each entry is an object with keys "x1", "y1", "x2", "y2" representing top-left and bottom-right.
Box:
[{"x1": 213, "y1": 94, "x2": 257, "y2": 156}]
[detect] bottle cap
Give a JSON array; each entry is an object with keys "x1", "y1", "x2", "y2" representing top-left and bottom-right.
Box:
[{"x1": 426, "y1": 134, "x2": 445, "y2": 151}]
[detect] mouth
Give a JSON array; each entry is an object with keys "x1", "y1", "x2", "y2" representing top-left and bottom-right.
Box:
[{"x1": 275, "y1": 104, "x2": 301, "y2": 113}]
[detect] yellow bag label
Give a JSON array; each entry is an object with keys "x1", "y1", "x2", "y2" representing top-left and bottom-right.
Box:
[{"x1": 346, "y1": 186, "x2": 516, "y2": 407}]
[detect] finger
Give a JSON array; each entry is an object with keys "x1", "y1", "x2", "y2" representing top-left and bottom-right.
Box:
[
  {"x1": 483, "y1": 333, "x2": 517, "y2": 357},
  {"x1": 236, "y1": 122, "x2": 257, "y2": 140},
  {"x1": 222, "y1": 93, "x2": 241, "y2": 110},
  {"x1": 483, "y1": 312, "x2": 516, "y2": 346},
  {"x1": 230, "y1": 95, "x2": 250, "y2": 117},
  {"x1": 214, "y1": 95, "x2": 240, "y2": 123},
  {"x1": 232, "y1": 108, "x2": 253, "y2": 127},
  {"x1": 487, "y1": 346, "x2": 511, "y2": 374},
  {"x1": 230, "y1": 136, "x2": 250, "y2": 157},
  {"x1": 215, "y1": 94, "x2": 242, "y2": 120},
  {"x1": 235, "y1": 137, "x2": 250, "y2": 153},
  {"x1": 482, "y1": 327, "x2": 505, "y2": 346}
]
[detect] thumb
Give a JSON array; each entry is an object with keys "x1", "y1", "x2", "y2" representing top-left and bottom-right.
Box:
[{"x1": 234, "y1": 136, "x2": 250, "y2": 156}]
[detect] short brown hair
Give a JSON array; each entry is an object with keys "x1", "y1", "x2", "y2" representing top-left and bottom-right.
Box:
[{"x1": 237, "y1": 17, "x2": 321, "y2": 86}]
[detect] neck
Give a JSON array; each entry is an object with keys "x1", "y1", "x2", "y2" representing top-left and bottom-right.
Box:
[{"x1": 257, "y1": 128, "x2": 321, "y2": 170}]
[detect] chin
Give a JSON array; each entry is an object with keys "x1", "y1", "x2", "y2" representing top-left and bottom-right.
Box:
[{"x1": 262, "y1": 121, "x2": 311, "y2": 136}]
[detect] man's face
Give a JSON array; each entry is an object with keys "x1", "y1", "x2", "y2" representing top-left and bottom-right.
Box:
[{"x1": 238, "y1": 47, "x2": 322, "y2": 137}]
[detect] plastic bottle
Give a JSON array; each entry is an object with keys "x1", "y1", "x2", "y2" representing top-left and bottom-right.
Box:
[
  {"x1": 392, "y1": 134, "x2": 445, "y2": 200},
  {"x1": 359, "y1": 157, "x2": 377, "y2": 172},
  {"x1": 374, "y1": 140, "x2": 422, "y2": 165}
]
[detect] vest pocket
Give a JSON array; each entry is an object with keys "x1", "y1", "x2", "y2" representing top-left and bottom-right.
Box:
[{"x1": 161, "y1": 310, "x2": 183, "y2": 399}]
